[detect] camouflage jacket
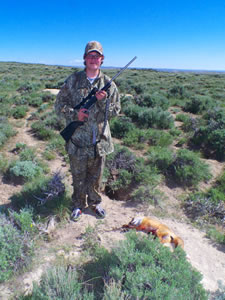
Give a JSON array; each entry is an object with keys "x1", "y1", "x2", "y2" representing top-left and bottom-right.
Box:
[{"x1": 55, "y1": 69, "x2": 120, "y2": 157}]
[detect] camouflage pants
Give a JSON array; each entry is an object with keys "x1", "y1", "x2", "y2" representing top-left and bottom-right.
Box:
[{"x1": 69, "y1": 153, "x2": 105, "y2": 209}]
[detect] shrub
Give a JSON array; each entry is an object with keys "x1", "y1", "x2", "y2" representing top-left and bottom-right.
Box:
[
  {"x1": 183, "y1": 171, "x2": 225, "y2": 226},
  {"x1": 176, "y1": 136, "x2": 188, "y2": 147},
  {"x1": 123, "y1": 127, "x2": 149, "y2": 149},
  {"x1": 130, "y1": 185, "x2": 164, "y2": 206},
  {"x1": 148, "y1": 146, "x2": 174, "y2": 172},
  {"x1": 123, "y1": 103, "x2": 143, "y2": 123},
  {"x1": 23, "y1": 266, "x2": 94, "y2": 300},
  {"x1": 11, "y1": 173, "x2": 69, "y2": 218},
  {"x1": 12, "y1": 105, "x2": 28, "y2": 119},
  {"x1": 168, "y1": 149, "x2": 212, "y2": 186},
  {"x1": 37, "y1": 103, "x2": 50, "y2": 112},
  {"x1": 216, "y1": 171, "x2": 225, "y2": 196},
  {"x1": 104, "y1": 146, "x2": 136, "y2": 197},
  {"x1": 0, "y1": 213, "x2": 34, "y2": 282},
  {"x1": 133, "y1": 82, "x2": 146, "y2": 94},
  {"x1": 42, "y1": 149, "x2": 56, "y2": 160},
  {"x1": 0, "y1": 154, "x2": 8, "y2": 174},
  {"x1": 19, "y1": 147, "x2": 36, "y2": 162},
  {"x1": 16, "y1": 83, "x2": 33, "y2": 93},
  {"x1": 15, "y1": 142, "x2": 27, "y2": 150},
  {"x1": 150, "y1": 92, "x2": 170, "y2": 110},
  {"x1": 140, "y1": 108, "x2": 174, "y2": 129},
  {"x1": 27, "y1": 94, "x2": 43, "y2": 107},
  {"x1": 31, "y1": 121, "x2": 56, "y2": 140},
  {"x1": 206, "y1": 227, "x2": 225, "y2": 245},
  {"x1": 169, "y1": 127, "x2": 182, "y2": 137},
  {"x1": 175, "y1": 113, "x2": 190, "y2": 123},
  {"x1": 41, "y1": 92, "x2": 55, "y2": 103},
  {"x1": 147, "y1": 129, "x2": 174, "y2": 147},
  {"x1": 45, "y1": 136, "x2": 67, "y2": 157},
  {"x1": 184, "y1": 96, "x2": 213, "y2": 114},
  {"x1": 110, "y1": 116, "x2": 135, "y2": 139},
  {"x1": 9, "y1": 160, "x2": 43, "y2": 183},
  {"x1": 124, "y1": 104, "x2": 174, "y2": 129},
  {"x1": 184, "y1": 192, "x2": 225, "y2": 227},
  {"x1": 206, "y1": 129, "x2": 225, "y2": 161},
  {"x1": 82, "y1": 224, "x2": 102, "y2": 255},
  {"x1": 40, "y1": 111, "x2": 65, "y2": 131},
  {"x1": 168, "y1": 85, "x2": 187, "y2": 99},
  {"x1": 190, "y1": 108, "x2": 225, "y2": 160},
  {"x1": 0, "y1": 117, "x2": 16, "y2": 147},
  {"x1": 182, "y1": 117, "x2": 201, "y2": 133},
  {"x1": 136, "y1": 92, "x2": 170, "y2": 110},
  {"x1": 105, "y1": 145, "x2": 136, "y2": 173},
  {"x1": 45, "y1": 79, "x2": 65, "y2": 89},
  {"x1": 8, "y1": 207, "x2": 36, "y2": 234},
  {"x1": 84, "y1": 232, "x2": 207, "y2": 299},
  {"x1": 109, "y1": 169, "x2": 133, "y2": 192},
  {"x1": 105, "y1": 145, "x2": 161, "y2": 199},
  {"x1": 134, "y1": 157, "x2": 161, "y2": 186},
  {"x1": 120, "y1": 94, "x2": 134, "y2": 110}
]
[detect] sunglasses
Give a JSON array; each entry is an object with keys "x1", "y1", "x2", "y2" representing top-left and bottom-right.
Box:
[{"x1": 86, "y1": 54, "x2": 102, "y2": 59}]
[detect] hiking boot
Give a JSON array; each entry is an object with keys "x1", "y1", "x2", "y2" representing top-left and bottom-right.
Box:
[
  {"x1": 71, "y1": 208, "x2": 82, "y2": 221},
  {"x1": 92, "y1": 204, "x2": 106, "y2": 218}
]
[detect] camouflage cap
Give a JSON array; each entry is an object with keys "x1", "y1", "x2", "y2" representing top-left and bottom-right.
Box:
[{"x1": 84, "y1": 41, "x2": 103, "y2": 56}]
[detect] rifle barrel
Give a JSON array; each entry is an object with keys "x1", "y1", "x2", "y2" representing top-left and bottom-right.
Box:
[{"x1": 110, "y1": 56, "x2": 137, "y2": 83}]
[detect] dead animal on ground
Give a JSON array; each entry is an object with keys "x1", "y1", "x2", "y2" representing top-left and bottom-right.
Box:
[{"x1": 122, "y1": 216, "x2": 184, "y2": 250}]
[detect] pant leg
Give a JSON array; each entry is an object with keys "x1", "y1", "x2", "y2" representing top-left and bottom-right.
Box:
[
  {"x1": 69, "y1": 154, "x2": 88, "y2": 209},
  {"x1": 86, "y1": 155, "x2": 105, "y2": 206}
]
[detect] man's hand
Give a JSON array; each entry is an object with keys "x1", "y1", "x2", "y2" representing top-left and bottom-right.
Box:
[
  {"x1": 96, "y1": 90, "x2": 107, "y2": 101},
  {"x1": 78, "y1": 108, "x2": 89, "y2": 121}
]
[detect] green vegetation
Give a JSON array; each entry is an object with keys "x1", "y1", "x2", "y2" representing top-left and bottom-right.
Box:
[
  {"x1": 189, "y1": 108, "x2": 225, "y2": 161},
  {"x1": 19, "y1": 266, "x2": 94, "y2": 300},
  {"x1": 9, "y1": 160, "x2": 43, "y2": 182},
  {"x1": 105, "y1": 144, "x2": 161, "y2": 201},
  {"x1": 184, "y1": 170, "x2": 225, "y2": 224},
  {"x1": 11, "y1": 172, "x2": 69, "y2": 217},
  {"x1": 168, "y1": 149, "x2": 212, "y2": 186},
  {"x1": 0, "y1": 117, "x2": 17, "y2": 147},
  {"x1": 0, "y1": 61, "x2": 224, "y2": 293},
  {"x1": 19, "y1": 232, "x2": 207, "y2": 300},
  {"x1": 0, "y1": 211, "x2": 35, "y2": 282},
  {"x1": 3, "y1": 144, "x2": 49, "y2": 184}
]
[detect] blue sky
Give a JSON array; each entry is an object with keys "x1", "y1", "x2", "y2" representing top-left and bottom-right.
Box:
[{"x1": 1, "y1": 0, "x2": 225, "y2": 70}]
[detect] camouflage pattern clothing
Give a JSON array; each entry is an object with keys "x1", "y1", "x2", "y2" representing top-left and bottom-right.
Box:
[{"x1": 55, "y1": 69, "x2": 120, "y2": 208}]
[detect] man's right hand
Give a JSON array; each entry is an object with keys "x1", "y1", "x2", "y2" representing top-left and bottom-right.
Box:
[{"x1": 78, "y1": 108, "x2": 89, "y2": 121}]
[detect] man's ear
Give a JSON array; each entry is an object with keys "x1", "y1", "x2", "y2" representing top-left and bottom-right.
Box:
[{"x1": 101, "y1": 55, "x2": 104, "y2": 65}]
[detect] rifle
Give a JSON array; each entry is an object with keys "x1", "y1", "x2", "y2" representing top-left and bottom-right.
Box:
[{"x1": 60, "y1": 56, "x2": 137, "y2": 142}]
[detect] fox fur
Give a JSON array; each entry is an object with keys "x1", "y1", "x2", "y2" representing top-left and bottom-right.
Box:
[{"x1": 122, "y1": 216, "x2": 184, "y2": 249}]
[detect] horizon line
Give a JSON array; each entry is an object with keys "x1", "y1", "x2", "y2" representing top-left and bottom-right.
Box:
[{"x1": 1, "y1": 60, "x2": 225, "y2": 74}]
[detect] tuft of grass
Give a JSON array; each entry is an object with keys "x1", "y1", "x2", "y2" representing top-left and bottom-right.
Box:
[
  {"x1": 18, "y1": 266, "x2": 94, "y2": 300},
  {"x1": 0, "y1": 117, "x2": 17, "y2": 147},
  {"x1": 0, "y1": 213, "x2": 34, "y2": 283},
  {"x1": 206, "y1": 227, "x2": 225, "y2": 245}
]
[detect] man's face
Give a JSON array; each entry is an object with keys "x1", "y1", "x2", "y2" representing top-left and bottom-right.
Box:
[{"x1": 85, "y1": 51, "x2": 103, "y2": 71}]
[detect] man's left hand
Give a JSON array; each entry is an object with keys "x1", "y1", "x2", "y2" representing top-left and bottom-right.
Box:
[{"x1": 96, "y1": 90, "x2": 107, "y2": 101}]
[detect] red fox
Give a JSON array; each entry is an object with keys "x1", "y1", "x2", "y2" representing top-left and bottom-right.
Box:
[{"x1": 122, "y1": 216, "x2": 184, "y2": 249}]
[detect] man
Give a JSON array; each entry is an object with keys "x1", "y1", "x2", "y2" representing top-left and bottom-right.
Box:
[{"x1": 55, "y1": 41, "x2": 120, "y2": 221}]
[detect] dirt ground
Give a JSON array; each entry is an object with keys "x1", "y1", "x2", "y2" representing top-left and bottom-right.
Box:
[{"x1": 0, "y1": 92, "x2": 224, "y2": 298}]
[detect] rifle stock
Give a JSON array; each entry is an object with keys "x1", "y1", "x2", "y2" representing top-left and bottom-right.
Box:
[
  {"x1": 60, "y1": 121, "x2": 84, "y2": 143},
  {"x1": 60, "y1": 56, "x2": 137, "y2": 142}
]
